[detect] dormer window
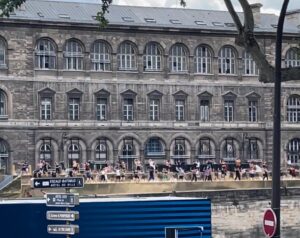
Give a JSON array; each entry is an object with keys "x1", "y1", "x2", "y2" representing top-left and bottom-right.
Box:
[
  {"x1": 122, "y1": 17, "x2": 134, "y2": 22},
  {"x1": 170, "y1": 19, "x2": 181, "y2": 24},
  {"x1": 145, "y1": 18, "x2": 156, "y2": 23}
]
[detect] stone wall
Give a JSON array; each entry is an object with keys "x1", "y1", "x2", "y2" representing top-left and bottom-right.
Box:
[{"x1": 213, "y1": 199, "x2": 300, "y2": 237}]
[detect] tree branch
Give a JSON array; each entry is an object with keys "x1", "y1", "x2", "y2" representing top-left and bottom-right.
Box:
[{"x1": 226, "y1": 0, "x2": 300, "y2": 83}]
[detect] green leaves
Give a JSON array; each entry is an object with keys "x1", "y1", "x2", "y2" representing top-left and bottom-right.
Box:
[
  {"x1": 98, "y1": 0, "x2": 112, "y2": 27},
  {"x1": 0, "y1": 0, "x2": 26, "y2": 17}
]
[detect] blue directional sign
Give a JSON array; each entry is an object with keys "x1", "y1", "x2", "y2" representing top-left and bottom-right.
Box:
[
  {"x1": 47, "y1": 225, "x2": 79, "y2": 235},
  {"x1": 46, "y1": 193, "x2": 79, "y2": 207},
  {"x1": 31, "y1": 177, "x2": 84, "y2": 189},
  {"x1": 46, "y1": 211, "x2": 79, "y2": 221}
]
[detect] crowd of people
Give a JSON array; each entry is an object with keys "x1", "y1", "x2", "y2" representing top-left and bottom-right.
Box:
[{"x1": 24, "y1": 158, "x2": 299, "y2": 183}]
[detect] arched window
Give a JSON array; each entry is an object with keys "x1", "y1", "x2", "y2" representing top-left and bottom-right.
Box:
[
  {"x1": 243, "y1": 51, "x2": 258, "y2": 75},
  {"x1": 95, "y1": 139, "x2": 107, "y2": 161},
  {"x1": 287, "y1": 138, "x2": 300, "y2": 164},
  {"x1": 91, "y1": 41, "x2": 111, "y2": 71},
  {"x1": 195, "y1": 46, "x2": 212, "y2": 74},
  {"x1": 198, "y1": 138, "x2": 214, "y2": 160},
  {"x1": 246, "y1": 138, "x2": 259, "y2": 161},
  {"x1": 117, "y1": 42, "x2": 137, "y2": 70},
  {"x1": 223, "y1": 138, "x2": 236, "y2": 161},
  {"x1": 146, "y1": 138, "x2": 164, "y2": 156},
  {"x1": 68, "y1": 139, "x2": 80, "y2": 168},
  {"x1": 174, "y1": 138, "x2": 186, "y2": 156},
  {"x1": 218, "y1": 46, "x2": 236, "y2": 74},
  {"x1": 64, "y1": 40, "x2": 84, "y2": 70},
  {"x1": 287, "y1": 95, "x2": 300, "y2": 122},
  {"x1": 35, "y1": 39, "x2": 56, "y2": 69},
  {"x1": 0, "y1": 139, "x2": 8, "y2": 173},
  {"x1": 0, "y1": 39, "x2": 6, "y2": 67},
  {"x1": 285, "y1": 48, "x2": 300, "y2": 68},
  {"x1": 169, "y1": 44, "x2": 188, "y2": 72},
  {"x1": 40, "y1": 140, "x2": 52, "y2": 161},
  {"x1": 0, "y1": 90, "x2": 7, "y2": 117},
  {"x1": 143, "y1": 43, "x2": 162, "y2": 71}
]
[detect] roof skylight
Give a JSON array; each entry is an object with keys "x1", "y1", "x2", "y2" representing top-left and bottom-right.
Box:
[
  {"x1": 122, "y1": 17, "x2": 134, "y2": 22},
  {"x1": 170, "y1": 19, "x2": 181, "y2": 24}
]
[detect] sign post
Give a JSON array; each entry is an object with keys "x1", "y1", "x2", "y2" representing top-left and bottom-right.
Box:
[
  {"x1": 31, "y1": 177, "x2": 84, "y2": 189},
  {"x1": 46, "y1": 211, "x2": 79, "y2": 221},
  {"x1": 46, "y1": 193, "x2": 79, "y2": 207},
  {"x1": 263, "y1": 208, "x2": 277, "y2": 237},
  {"x1": 47, "y1": 225, "x2": 79, "y2": 235},
  {"x1": 31, "y1": 177, "x2": 84, "y2": 237}
]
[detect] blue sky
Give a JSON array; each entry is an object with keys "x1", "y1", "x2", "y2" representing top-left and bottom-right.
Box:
[{"x1": 56, "y1": 0, "x2": 300, "y2": 15}]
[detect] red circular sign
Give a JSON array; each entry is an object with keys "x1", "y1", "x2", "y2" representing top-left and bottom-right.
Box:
[{"x1": 263, "y1": 209, "x2": 277, "y2": 237}]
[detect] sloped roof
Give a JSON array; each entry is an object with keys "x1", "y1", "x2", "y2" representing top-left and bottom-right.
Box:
[{"x1": 4, "y1": 0, "x2": 300, "y2": 34}]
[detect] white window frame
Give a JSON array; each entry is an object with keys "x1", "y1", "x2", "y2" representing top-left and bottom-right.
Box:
[
  {"x1": 287, "y1": 96, "x2": 300, "y2": 122},
  {"x1": 96, "y1": 142, "x2": 107, "y2": 160},
  {"x1": 288, "y1": 139, "x2": 300, "y2": 164},
  {"x1": 285, "y1": 48, "x2": 300, "y2": 68},
  {"x1": 149, "y1": 99, "x2": 159, "y2": 121},
  {"x1": 68, "y1": 98, "x2": 80, "y2": 121},
  {"x1": 243, "y1": 51, "x2": 259, "y2": 75},
  {"x1": 123, "y1": 98, "x2": 134, "y2": 121},
  {"x1": 35, "y1": 39, "x2": 56, "y2": 69},
  {"x1": 248, "y1": 100, "x2": 258, "y2": 122},
  {"x1": 175, "y1": 99, "x2": 185, "y2": 121},
  {"x1": 144, "y1": 43, "x2": 161, "y2": 71},
  {"x1": 200, "y1": 99, "x2": 210, "y2": 121},
  {"x1": 169, "y1": 45, "x2": 188, "y2": 72},
  {"x1": 224, "y1": 100, "x2": 234, "y2": 122},
  {"x1": 64, "y1": 40, "x2": 84, "y2": 70},
  {"x1": 40, "y1": 143, "x2": 52, "y2": 160},
  {"x1": 68, "y1": 143, "x2": 80, "y2": 160},
  {"x1": 96, "y1": 98, "x2": 107, "y2": 121},
  {"x1": 195, "y1": 46, "x2": 211, "y2": 74},
  {"x1": 117, "y1": 42, "x2": 137, "y2": 70},
  {"x1": 0, "y1": 91, "x2": 7, "y2": 116},
  {"x1": 219, "y1": 47, "x2": 236, "y2": 74},
  {"x1": 0, "y1": 40, "x2": 6, "y2": 68},
  {"x1": 91, "y1": 41, "x2": 111, "y2": 71},
  {"x1": 40, "y1": 97, "x2": 52, "y2": 120}
]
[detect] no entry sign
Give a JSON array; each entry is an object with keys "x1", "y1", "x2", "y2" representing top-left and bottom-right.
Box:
[{"x1": 263, "y1": 208, "x2": 277, "y2": 237}]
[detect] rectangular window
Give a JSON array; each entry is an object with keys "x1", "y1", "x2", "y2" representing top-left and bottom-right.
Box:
[
  {"x1": 200, "y1": 99, "x2": 209, "y2": 121},
  {"x1": 149, "y1": 99, "x2": 159, "y2": 121},
  {"x1": 123, "y1": 98, "x2": 133, "y2": 121},
  {"x1": 224, "y1": 100, "x2": 234, "y2": 122},
  {"x1": 248, "y1": 100, "x2": 257, "y2": 122},
  {"x1": 69, "y1": 98, "x2": 80, "y2": 121},
  {"x1": 40, "y1": 97, "x2": 51, "y2": 120},
  {"x1": 175, "y1": 100, "x2": 185, "y2": 121},
  {"x1": 96, "y1": 98, "x2": 107, "y2": 121}
]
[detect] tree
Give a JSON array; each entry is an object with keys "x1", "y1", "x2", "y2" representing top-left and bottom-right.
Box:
[{"x1": 0, "y1": 0, "x2": 299, "y2": 83}]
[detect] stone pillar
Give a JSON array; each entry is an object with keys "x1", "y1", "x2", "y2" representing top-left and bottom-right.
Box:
[{"x1": 113, "y1": 149, "x2": 119, "y2": 164}]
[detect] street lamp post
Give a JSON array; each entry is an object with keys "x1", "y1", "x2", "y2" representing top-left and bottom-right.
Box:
[{"x1": 272, "y1": 1, "x2": 289, "y2": 237}]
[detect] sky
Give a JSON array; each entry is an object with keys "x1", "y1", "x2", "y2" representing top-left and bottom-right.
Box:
[{"x1": 58, "y1": 0, "x2": 300, "y2": 15}]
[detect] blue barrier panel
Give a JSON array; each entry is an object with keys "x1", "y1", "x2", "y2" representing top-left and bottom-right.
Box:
[{"x1": 0, "y1": 197, "x2": 211, "y2": 238}]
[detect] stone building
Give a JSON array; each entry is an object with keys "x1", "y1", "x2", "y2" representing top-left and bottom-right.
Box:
[{"x1": 0, "y1": 0, "x2": 299, "y2": 174}]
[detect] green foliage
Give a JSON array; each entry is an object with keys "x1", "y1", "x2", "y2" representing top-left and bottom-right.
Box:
[
  {"x1": 0, "y1": 0, "x2": 26, "y2": 17},
  {"x1": 96, "y1": 0, "x2": 112, "y2": 28}
]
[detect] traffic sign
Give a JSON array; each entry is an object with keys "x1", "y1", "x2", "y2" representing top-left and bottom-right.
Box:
[
  {"x1": 47, "y1": 225, "x2": 79, "y2": 235},
  {"x1": 46, "y1": 193, "x2": 79, "y2": 207},
  {"x1": 263, "y1": 208, "x2": 277, "y2": 237},
  {"x1": 46, "y1": 211, "x2": 79, "y2": 221},
  {"x1": 31, "y1": 177, "x2": 84, "y2": 189}
]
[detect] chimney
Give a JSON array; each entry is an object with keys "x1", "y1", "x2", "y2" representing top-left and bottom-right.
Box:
[{"x1": 250, "y1": 3, "x2": 263, "y2": 25}]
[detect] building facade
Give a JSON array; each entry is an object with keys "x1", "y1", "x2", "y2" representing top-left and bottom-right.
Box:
[{"x1": 0, "y1": 0, "x2": 300, "y2": 174}]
